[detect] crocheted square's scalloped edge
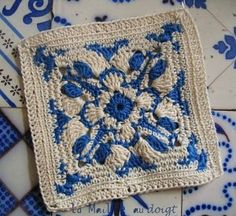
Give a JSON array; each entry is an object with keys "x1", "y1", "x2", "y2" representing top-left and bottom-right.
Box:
[{"x1": 18, "y1": 9, "x2": 223, "y2": 212}]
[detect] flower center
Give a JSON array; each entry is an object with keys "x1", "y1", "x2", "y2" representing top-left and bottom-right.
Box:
[
  {"x1": 117, "y1": 103, "x2": 124, "y2": 111},
  {"x1": 104, "y1": 92, "x2": 133, "y2": 122}
]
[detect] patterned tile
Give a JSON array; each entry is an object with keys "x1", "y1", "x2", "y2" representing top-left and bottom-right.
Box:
[
  {"x1": 9, "y1": 207, "x2": 27, "y2": 216},
  {"x1": 52, "y1": 0, "x2": 180, "y2": 27},
  {"x1": 207, "y1": 0, "x2": 236, "y2": 33},
  {"x1": 0, "y1": 181, "x2": 18, "y2": 216},
  {"x1": 0, "y1": 140, "x2": 38, "y2": 199},
  {"x1": 0, "y1": 0, "x2": 53, "y2": 107},
  {"x1": 1, "y1": 108, "x2": 29, "y2": 133},
  {"x1": 21, "y1": 186, "x2": 51, "y2": 216},
  {"x1": 213, "y1": 27, "x2": 236, "y2": 69},
  {"x1": 208, "y1": 65, "x2": 236, "y2": 108},
  {"x1": 0, "y1": 110, "x2": 21, "y2": 157},
  {"x1": 182, "y1": 111, "x2": 236, "y2": 216}
]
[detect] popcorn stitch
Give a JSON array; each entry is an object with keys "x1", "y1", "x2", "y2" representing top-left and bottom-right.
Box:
[{"x1": 18, "y1": 9, "x2": 222, "y2": 212}]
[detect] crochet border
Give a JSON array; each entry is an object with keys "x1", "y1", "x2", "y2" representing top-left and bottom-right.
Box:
[{"x1": 18, "y1": 9, "x2": 222, "y2": 212}]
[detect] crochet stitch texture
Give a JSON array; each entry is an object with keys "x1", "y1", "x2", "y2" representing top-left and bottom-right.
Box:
[{"x1": 18, "y1": 9, "x2": 222, "y2": 212}]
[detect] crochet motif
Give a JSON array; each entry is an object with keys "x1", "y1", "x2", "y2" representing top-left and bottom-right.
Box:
[{"x1": 18, "y1": 9, "x2": 222, "y2": 212}]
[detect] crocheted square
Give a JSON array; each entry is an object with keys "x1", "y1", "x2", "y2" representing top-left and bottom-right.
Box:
[{"x1": 18, "y1": 9, "x2": 222, "y2": 212}]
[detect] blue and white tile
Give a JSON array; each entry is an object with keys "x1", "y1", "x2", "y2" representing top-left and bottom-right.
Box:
[
  {"x1": 0, "y1": 108, "x2": 49, "y2": 216},
  {"x1": 52, "y1": 0, "x2": 182, "y2": 27},
  {"x1": 0, "y1": 0, "x2": 53, "y2": 107},
  {"x1": 208, "y1": 65, "x2": 236, "y2": 108},
  {"x1": 206, "y1": 0, "x2": 236, "y2": 33},
  {"x1": 0, "y1": 180, "x2": 18, "y2": 216},
  {"x1": 0, "y1": 140, "x2": 38, "y2": 199},
  {"x1": 182, "y1": 111, "x2": 236, "y2": 216}
]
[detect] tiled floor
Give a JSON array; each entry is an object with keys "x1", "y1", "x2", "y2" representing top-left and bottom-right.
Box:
[{"x1": 0, "y1": 0, "x2": 236, "y2": 216}]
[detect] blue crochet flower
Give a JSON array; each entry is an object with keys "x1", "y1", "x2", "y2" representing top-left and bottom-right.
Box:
[{"x1": 58, "y1": 46, "x2": 185, "y2": 178}]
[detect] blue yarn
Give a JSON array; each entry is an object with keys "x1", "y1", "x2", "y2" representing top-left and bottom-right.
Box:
[
  {"x1": 176, "y1": 70, "x2": 185, "y2": 87},
  {"x1": 99, "y1": 67, "x2": 125, "y2": 90},
  {"x1": 138, "y1": 116, "x2": 156, "y2": 131},
  {"x1": 116, "y1": 153, "x2": 156, "y2": 177},
  {"x1": 132, "y1": 195, "x2": 149, "y2": 209},
  {"x1": 173, "y1": 41, "x2": 180, "y2": 52},
  {"x1": 167, "y1": 70, "x2": 190, "y2": 116},
  {"x1": 104, "y1": 92, "x2": 134, "y2": 121},
  {"x1": 167, "y1": 86, "x2": 181, "y2": 103},
  {"x1": 178, "y1": 133, "x2": 208, "y2": 171},
  {"x1": 67, "y1": 173, "x2": 91, "y2": 184},
  {"x1": 78, "y1": 127, "x2": 107, "y2": 163},
  {"x1": 159, "y1": 33, "x2": 172, "y2": 42},
  {"x1": 197, "y1": 150, "x2": 207, "y2": 171},
  {"x1": 162, "y1": 23, "x2": 182, "y2": 34},
  {"x1": 48, "y1": 100, "x2": 70, "y2": 144},
  {"x1": 129, "y1": 53, "x2": 154, "y2": 90},
  {"x1": 56, "y1": 173, "x2": 91, "y2": 196},
  {"x1": 146, "y1": 33, "x2": 159, "y2": 42},
  {"x1": 94, "y1": 143, "x2": 111, "y2": 164},
  {"x1": 145, "y1": 134, "x2": 169, "y2": 153},
  {"x1": 58, "y1": 161, "x2": 67, "y2": 175},
  {"x1": 72, "y1": 135, "x2": 90, "y2": 155},
  {"x1": 33, "y1": 46, "x2": 56, "y2": 81},
  {"x1": 106, "y1": 200, "x2": 115, "y2": 216},
  {"x1": 128, "y1": 51, "x2": 145, "y2": 70},
  {"x1": 119, "y1": 200, "x2": 127, "y2": 216},
  {"x1": 186, "y1": 134, "x2": 199, "y2": 160},
  {"x1": 180, "y1": 99, "x2": 190, "y2": 116},
  {"x1": 55, "y1": 183, "x2": 73, "y2": 196},
  {"x1": 149, "y1": 59, "x2": 167, "y2": 81},
  {"x1": 146, "y1": 23, "x2": 182, "y2": 43},
  {"x1": 158, "y1": 117, "x2": 178, "y2": 132},
  {"x1": 73, "y1": 61, "x2": 93, "y2": 78},
  {"x1": 138, "y1": 116, "x2": 164, "y2": 136},
  {"x1": 68, "y1": 75, "x2": 101, "y2": 98},
  {"x1": 55, "y1": 48, "x2": 66, "y2": 56},
  {"x1": 85, "y1": 39, "x2": 129, "y2": 61},
  {"x1": 61, "y1": 82, "x2": 82, "y2": 98}
]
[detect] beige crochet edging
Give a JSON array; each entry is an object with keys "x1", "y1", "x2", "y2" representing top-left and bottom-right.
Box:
[{"x1": 18, "y1": 9, "x2": 222, "y2": 212}]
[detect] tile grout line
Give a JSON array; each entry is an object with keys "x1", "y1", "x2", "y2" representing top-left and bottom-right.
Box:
[
  {"x1": 0, "y1": 179, "x2": 19, "y2": 215},
  {"x1": 206, "y1": 9, "x2": 234, "y2": 35},
  {"x1": 207, "y1": 61, "x2": 234, "y2": 88},
  {"x1": 0, "y1": 109, "x2": 23, "y2": 159}
]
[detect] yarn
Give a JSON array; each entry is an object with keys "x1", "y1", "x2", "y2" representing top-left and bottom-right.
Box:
[{"x1": 18, "y1": 9, "x2": 222, "y2": 211}]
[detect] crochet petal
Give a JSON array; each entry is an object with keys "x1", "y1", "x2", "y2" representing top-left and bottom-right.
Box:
[
  {"x1": 105, "y1": 145, "x2": 131, "y2": 170},
  {"x1": 103, "y1": 71, "x2": 124, "y2": 91},
  {"x1": 116, "y1": 121, "x2": 135, "y2": 142},
  {"x1": 136, "y1": 92, "x2": 154, "y2": 110},
  {"x1": 85, "y1": 103, "x2": 105, "y2": 125}
]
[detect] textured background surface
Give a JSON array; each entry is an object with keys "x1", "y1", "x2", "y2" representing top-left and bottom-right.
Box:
[{"x1": 0, "y1": 0, "x2": 236, "y2": 216}]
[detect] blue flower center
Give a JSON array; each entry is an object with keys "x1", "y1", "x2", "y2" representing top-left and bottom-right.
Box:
[{"x1": 105, "y1": 92, "x2": 133, "y2": 121}]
